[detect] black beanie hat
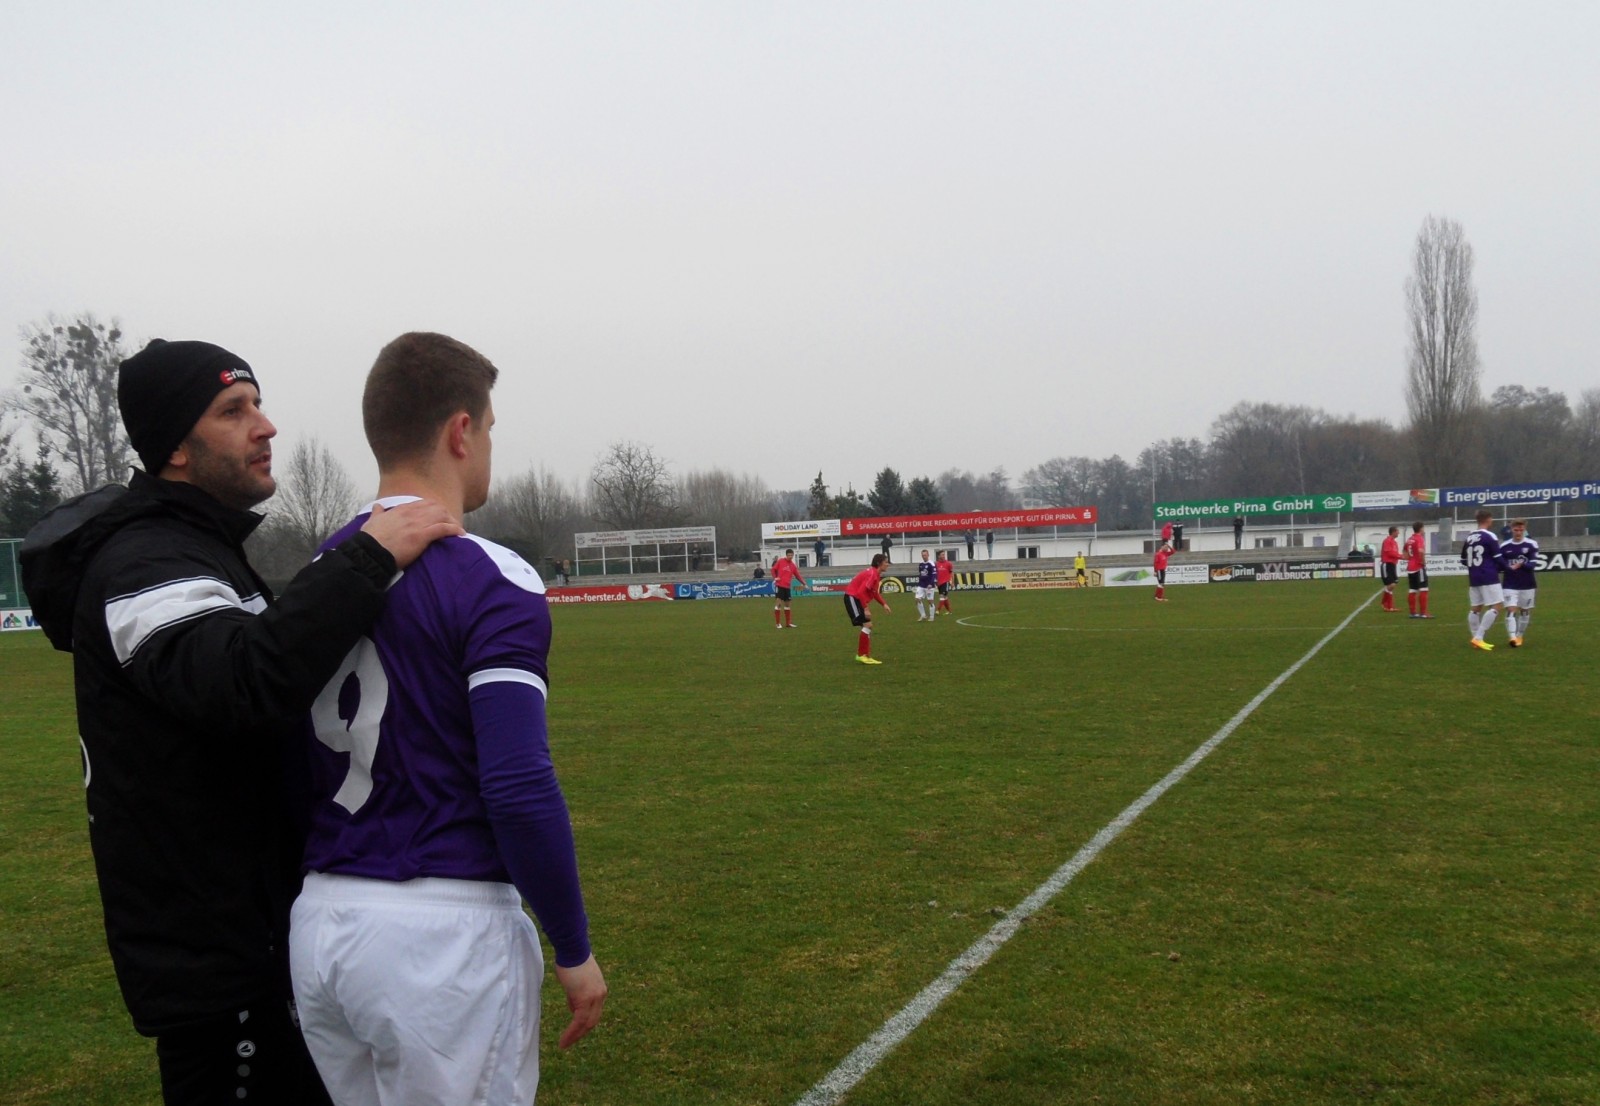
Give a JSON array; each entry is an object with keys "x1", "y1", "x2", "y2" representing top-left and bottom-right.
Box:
[{"x1": 117, "y1": 339, "x2": 260, "y2": 475}]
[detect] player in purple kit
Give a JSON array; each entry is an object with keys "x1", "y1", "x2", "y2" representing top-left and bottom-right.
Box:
[
  {"x1": 1499, "y1": 517, "x2": 1539, "y2": 647},
  {"x1": 1459, "y1": 508, "x2": 1508, "y2": 652},
  {"x1": 290, "y1": 333, "x2": 606, "y2": 1105},
  {"x1": 914, "y1": 548, "x2": 938, "y2": 621}
]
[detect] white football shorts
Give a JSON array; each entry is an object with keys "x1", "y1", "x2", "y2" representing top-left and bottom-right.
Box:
[
  {"x1": 1468, "y1": 583, "x2": 1504, "y2": 607},
  {"x1": 291, "y1": 873, "x2": 544, "y2": 1106},
  {"x1": 916, "y1": 585, "x2": 934, "y2": 601},
  {"x1": 1502, "y1": 588, "x2": 1535, "y2": 610}
]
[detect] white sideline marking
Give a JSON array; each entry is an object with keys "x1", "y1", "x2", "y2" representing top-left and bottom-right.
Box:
[{"x1": 794, "y1": 592, "x2": 1380, "y2": 1106}]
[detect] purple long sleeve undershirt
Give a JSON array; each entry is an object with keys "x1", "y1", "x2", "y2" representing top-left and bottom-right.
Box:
[{"x1": 470, "y1": 680, "x2": 591, "y2": 967}]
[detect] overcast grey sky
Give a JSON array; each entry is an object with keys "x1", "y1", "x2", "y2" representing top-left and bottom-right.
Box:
[{"x1": 3, "y1": 2, "x2": 1596, "y2": 498}]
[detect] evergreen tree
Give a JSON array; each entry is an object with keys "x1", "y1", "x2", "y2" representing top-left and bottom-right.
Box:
[
  {"x1": 867, "y1": 467, "x2": 908, "y2": 516},
  {"x1": 0, "y1": 447, "x2": 63, "y2": 536}
]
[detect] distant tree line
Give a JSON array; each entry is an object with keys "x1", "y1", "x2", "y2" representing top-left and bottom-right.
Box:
[{"x1": 5, "y1": 216, "x2": 1597, "y2": 560}]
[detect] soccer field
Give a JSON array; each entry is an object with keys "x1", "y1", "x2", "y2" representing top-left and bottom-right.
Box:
[{"x1": 3, "y1": 574, "x2": 1597, "y2": 1105}]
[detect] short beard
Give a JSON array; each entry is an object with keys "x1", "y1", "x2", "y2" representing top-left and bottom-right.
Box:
[{"x1": 182, "y1": 434, "x2": 276, "y2": 511}]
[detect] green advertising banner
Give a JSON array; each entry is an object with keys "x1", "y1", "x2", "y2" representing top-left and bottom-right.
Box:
[{"x1": 1154, "y1": 494, "x2": 1353, "y2": 520}]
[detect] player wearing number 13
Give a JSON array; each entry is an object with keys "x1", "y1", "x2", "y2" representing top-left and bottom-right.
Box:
[
  {"x1": 1460, "y1": 508, "x2": 1509, "y2": 651},
  {"x1": 290, "y1": 333, "x2": 606, "y2": 1106}
]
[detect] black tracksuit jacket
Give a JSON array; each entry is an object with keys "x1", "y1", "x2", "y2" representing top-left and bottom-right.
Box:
[{"x1": 23, "y1": 472, "x2": 394, "y2": 1034}]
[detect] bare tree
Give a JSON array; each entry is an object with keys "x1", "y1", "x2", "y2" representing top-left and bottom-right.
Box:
[
  {"x1": 470, "y1": 465, "x2": 585, "y2": 567},
  {"x1": 936, "y1": 468, "x2": 1017, "y2": 512},
  {"x1": 1404, "y1": 215, "x2": 1483, "y2": 483},
  {"x1": 590, "y1": 441, "x2": 677, "y2": 530},
  {"x1": 678, "y1": 468, "x2": 773, "y2": 555},
  {"x1": 12, "y1": 313, "x2": 134, "y2": 491},
  {"x1": 0, "y1": 400, "x2": 14, "y2": 474},
  {"x1": 1021, "y1": 456, "x2": 1098, "y2": 508},
  {"x1": 269, "y1": 436, "x2": 359, "y2": 556},
  {"x1": 1301, "y1": 416, "x2": 1410, "y2": 493},
  {"x1": 1573, "y1": 389, "x2": 1600, "y2": 475},
  {"x1": 1484, "y1": 386, "x2": 1575, "y2": 482},
  {"x1": 771, "y1": 487, "x2": 809, "y2": 520},
  {"x1": 1208, "y1": 402, "x2": 1325, "y2": 497}
]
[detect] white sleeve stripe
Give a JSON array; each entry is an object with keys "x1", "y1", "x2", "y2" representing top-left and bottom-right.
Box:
[
  {"x1": 467, "y1": 668, "x2": 549, "y2": 699},
  {"x1": 105, "y1": 577, "x2": 266, "y2": 666}
]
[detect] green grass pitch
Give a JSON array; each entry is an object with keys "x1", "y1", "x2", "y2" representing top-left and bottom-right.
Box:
[{"x1": 3, "y1": 574, "x2": 1597, "y2": 1105}]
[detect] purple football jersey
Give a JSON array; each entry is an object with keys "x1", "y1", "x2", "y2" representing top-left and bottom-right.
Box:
[
  {"x1": 303, "y1": 511, "x2": 552, "y2": 883},
  {"x1": 1500, "y1": 537, "x2": 1538, "y2": 591},
  {"x1": 917, "y1": 560, "x2": 937, "y2": 589},
  {"x1": 1460, "y1": 528, "x2": 1506, "y2": 587}
]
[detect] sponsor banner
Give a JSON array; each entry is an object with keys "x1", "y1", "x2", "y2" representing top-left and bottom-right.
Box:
[
  {"x1": 1535, "y1": 549, "x2": 1600, "y2": 573},
  {"x1": 1156, "y1": 494, "x2": 1351, "y2": 519},
  {"x1": 1425, "y1": 555, "x2": 1467, "y2": 577},
  {"x1": 675, "y1": 580, "x2": 776, "y2": 600},
  {"x1": 1004, "y1": 567, "x2": 1087, "y2": 591},
  {"x1": 1351, "y1": 488, "x2": 1440, "y2": 510},
  {"x1": 1208, "y1": 563, "x2": 1260, "y2": 583},
  {"x1": 1256, "y1": 560, "x2": 1379, "y2": 581},
  {"x1": 802, "y1": 574, "x2": 855, "y2": 594},
  {"x1": 1440, "y1": 480, "x2": 1600, "y2": 507},
  {"x1": 760, "y1": 519, "x2": 843, "y2": 541},
  {"x1": 1, "y1": 608, "x2": 39, "y2": 632},
  {"x1": 1102, "y1": 564, "x2": 1207, "y2": 587},
  {"x1": 575, "y1": 526, "x2": 716, "y2": 548},
  {"x1": 838, "y1": 506, "x2": 1097, "y2": 535},
  {"x1": 546, "y1": 583, "x2": 676, "y2": 605},
  {"x1": 951, "y1": 571, "x2": 1008, "y2": 591}
]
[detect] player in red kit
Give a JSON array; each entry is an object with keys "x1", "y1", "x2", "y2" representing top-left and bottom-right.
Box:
[
  {"x1": 1402, "y1": 521, "x2": 1431, "y2": 618},
  {"x1": 934, "y1": 551, "x2": 954, "y2": 615},
  {"x1": 769, "y1": 548, "x2": 806, "y2": 628},
  {"x1": 1379, "y1": 526, "x2": 1402, "y2": 611},
  {"x1": 844, "y1": 554, "x2": 892, "y2": 664},
  {"x1": 1153, "y1": 542, "x2": 1172, "y2": 601}
]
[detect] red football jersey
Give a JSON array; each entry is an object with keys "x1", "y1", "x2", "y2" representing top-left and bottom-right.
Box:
[
  {"x1": 1381, "y1": 535, "x2": 1401, "y2": 565},
  {"x1": 935, "y1": 560, "x2": 953, "y2": 585},
  {"x1": 771, "y1": 557, "x2": 805, "y2": 588},
  {"x1": 846, "y1": 567, "x2": 887, "y2": 607},
  {"x1": 1402, "y1": 533, "x2": 1425, "y2": 572}
]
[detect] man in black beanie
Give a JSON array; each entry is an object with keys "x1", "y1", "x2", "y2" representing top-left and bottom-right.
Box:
[{"x1": 22, "y1": 338, "x2": 462, "y2": 1106}]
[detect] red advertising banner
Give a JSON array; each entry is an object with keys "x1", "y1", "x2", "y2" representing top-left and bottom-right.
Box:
[
  {"x1": 546, "y1": 584, "x2": 675, "y2": 605},
  {"x1": 839, "y1": 506, "x2": 1097, "y2": 535}
]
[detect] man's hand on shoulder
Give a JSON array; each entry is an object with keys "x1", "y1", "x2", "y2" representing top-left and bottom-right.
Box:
[
  {"x1": 554, "y1": 955, "x2": 608, "y2": 1049},
  {"x1": 360, "y1": 500, "x2": 464, "y2": 569}
]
